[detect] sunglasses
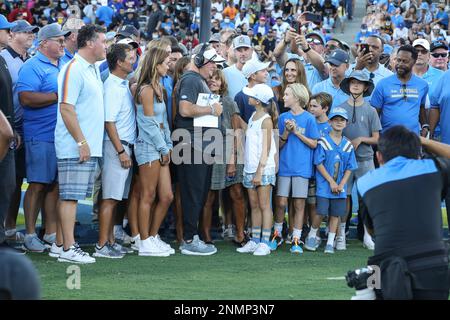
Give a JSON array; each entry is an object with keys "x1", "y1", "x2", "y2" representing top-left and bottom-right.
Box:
[
  {"x1": 401, "y1": 84, "x2": 407, "y2": 101},
  {"x1": 307, "y1": 38, "x2": 322, "y2": 45},
  {"x1": 431, "y1": 52, "x2": 448, "y2": 58}
]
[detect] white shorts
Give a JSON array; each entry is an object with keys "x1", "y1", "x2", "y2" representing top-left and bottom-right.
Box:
[
  {"x1": 276, "y1": 176, "x2": 309, "y2": 198},
  {"x1": 102, "y1": 140, "x2": 133, "y2": 201}
]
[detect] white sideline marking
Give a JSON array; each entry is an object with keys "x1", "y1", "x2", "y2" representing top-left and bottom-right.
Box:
[{"x1": 327, "y1": 277, "x2": 346, "y2": 280}]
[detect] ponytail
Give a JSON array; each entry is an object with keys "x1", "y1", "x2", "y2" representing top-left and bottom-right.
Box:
[{"x1": 262, "y1": 99, "x2": 279, "y2": 129}]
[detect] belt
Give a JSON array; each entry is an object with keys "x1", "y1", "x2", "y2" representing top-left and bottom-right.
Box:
[{"x1": 120, "y1": 140, "x2": 134, "y2": 148}]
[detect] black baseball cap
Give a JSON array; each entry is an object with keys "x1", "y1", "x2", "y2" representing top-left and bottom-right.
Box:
[
  {"x1": 117, "y1": 25, "x2": 139, "y2": 39},
  {"x1": 430, "y1": 41, "x2": 449, "y2": 52}
]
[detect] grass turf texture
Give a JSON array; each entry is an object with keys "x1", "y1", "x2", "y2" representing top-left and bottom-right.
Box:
[{"x1": 29, "y1": 240, "x2": 371, "y2": 300}]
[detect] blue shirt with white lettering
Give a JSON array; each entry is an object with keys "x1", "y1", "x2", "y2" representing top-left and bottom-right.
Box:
[
  {"x1": 314, "y1": 134, "x2": 358, "y2": 199},
  {"x1": 370, "y1": 74, "x2": 428, "y2": 134},
  {"x1": 430, "y1": 69, "x2": 450, "y2": 144},
  {"x1": 317, "y1": 121, "x2": 331, "y2": 137},
  {"x1": 278, "y1": 110, "x2": 320, "y2": 178}
]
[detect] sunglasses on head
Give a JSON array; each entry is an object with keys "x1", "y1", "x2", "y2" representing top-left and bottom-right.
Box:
[
  {"x1": 326, "y1": 44, "x2": 338, "y2": 50},
  {"x1": 431, "y1": 52, "x2": 448, "y2": 58}
]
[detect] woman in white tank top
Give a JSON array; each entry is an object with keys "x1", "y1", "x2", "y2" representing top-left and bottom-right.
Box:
[{"x1": 236, "y1": 84, "x2": 278, "y2": 256}]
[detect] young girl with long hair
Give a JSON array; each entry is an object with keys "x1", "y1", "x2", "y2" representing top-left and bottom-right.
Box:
[
  {"x1": 236, "y1": 84, "x2": 278, "y2": 256},
  {"x1": 134, "y1": 47, "x2": 174, "y2": 257}
]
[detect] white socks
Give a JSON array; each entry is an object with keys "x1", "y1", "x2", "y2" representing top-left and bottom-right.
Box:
[
  {"x1": 5, "y1": 228, "x2": 16, "y2": 237},
  {"x1": 292, "y1": 228, "x2": 302, "y2": 241},
  {"x1": 308, "y1": 227, "x2": 318, "y2": 240},
  {"x1": 327, "y1": 232, "x2": 336, "y2": 246}
]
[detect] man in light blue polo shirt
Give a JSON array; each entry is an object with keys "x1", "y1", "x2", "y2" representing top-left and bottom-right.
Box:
[
  {"x1": 412, "y1": 38, "x2": 444, "y2": 108},
  {"x1": 54, "y1": 25, "x2": 107, "y2": 264},
  {"x1": 312, "y1": 49, "x2": 350, "y2": 108},
  {"x1": 223, "y1": 35, "x2": 253, "y2": 100},
  {"x1": 370, "y1": 45, "x2": 429, "y2": 136},
  {"x1": 16, "y1": 23, "x2": 70, "y2": 253}
]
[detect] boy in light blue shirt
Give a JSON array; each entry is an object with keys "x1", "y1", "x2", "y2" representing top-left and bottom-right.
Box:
[{"x1": 305, "y1": 107, "x2": 357, "y2": 254}]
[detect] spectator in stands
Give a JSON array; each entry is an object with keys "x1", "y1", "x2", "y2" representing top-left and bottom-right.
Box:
[
  {"x1": 95, "y1": 3, "x2": 114, "y2": 28},
  {"x1": 252, "y1": 16, "x2": 270, "y2": 37},
  {"x1": 272, "y1": 16, "x2": 289, "y2": 43},
  {"x1": 123, "y1": 8, "x2": 140, "y2": 31},
  {"x1": 355, "y1": 24, "x2": 372, "y2": 44},
  {"x1": 8, "y1": 1, "x2": 33, "y2": 24},
  {"x1": 222, "y1": 1, "x2": 238, "y2": 21},
  {"x1": 146, "y1": 2, "x2": 163, "y2": 40},
  {"x1": 234, "y1": 7, "x2": 250, "y2": 30},
  {"x1": 435, "y1": 3, "x2": 449, "y2": 30},
  {"x1": 54, "y1": 25, "x2": 107, "y2": 264}
]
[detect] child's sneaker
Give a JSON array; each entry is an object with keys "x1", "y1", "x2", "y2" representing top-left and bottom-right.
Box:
[
  {"x1": 253, "y1": 242, "x2": 271, "y2": 256},
  {"x1": 324, "y1": 244, "x2": 334, "y2": 254},
  {"x1": 290, "y1": 238, "x2": 303, "y2": 254},
  {"x1": 236, "y1": 240, "x2": 258, "y2": 253},
  {"x1": 268, "y1": 230, "x2": 283, "y2": 251},
  {"x1": 285, "y1": 232, "x2": 293, "y2": 244},
  {"x1": 335, "y1": 236, "x2": 346, "y2": 251},
  {"x1": 304, "y1": 237, "x2": 318, "y2": 251}
]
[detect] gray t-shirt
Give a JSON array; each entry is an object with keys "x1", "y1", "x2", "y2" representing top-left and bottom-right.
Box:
[{"x1": 340, "y1": 100, "x2": 382, "y2": 162}]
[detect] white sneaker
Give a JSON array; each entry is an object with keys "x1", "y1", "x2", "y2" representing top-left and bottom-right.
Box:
[
  {"x1": 253, "y1": 242, "x2": 271, "y2": 256},
  {"x1": 236, "y1": 240, "x2": 258, "y2": 253},
  {"x1": 131, "y1": 234, "x2": 140, "y2": 251},
  {"x1": 155, "y1": 234, "x2": 175, "y2": 255},
  {"x1": 363, "y1": 236, "x2": 375, "y2": 250},
  {"x1": 139, "y1": 237, "x2": 171, "y2": 257},
  {"x1": 49, "y1": 243, "x2": 63, "y2": 258},
  {"x1": 57, "y1": 245, "x2": 96, "y2": 264},
  {"x1": 336, "y1": 236, "x2": 346, "y2": 251}
]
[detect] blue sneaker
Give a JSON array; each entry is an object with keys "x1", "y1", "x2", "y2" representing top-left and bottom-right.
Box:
[
  {"x1": 304, "y1": 237, "x2": 318, "y2": 251},
  {"x1": 290, "y1": 238, "x2": 303, "y2": 254},
  {"x1": 268, "y1": 230, "x2": 283, "y2": 251},
  {"x1": 324, "y1": 244, "x2": 334, "y2": 254}
]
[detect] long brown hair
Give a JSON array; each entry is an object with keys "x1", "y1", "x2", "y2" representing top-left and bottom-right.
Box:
[
  {"x1": 282, "y1": 58, "x2": 310, "y2": 96},
  {"x1": 134, "y1": 47, "x2": 169, "y2": 104},
  {"x1": 210, "y1": 69, "x2": 228, "y2": 96}
]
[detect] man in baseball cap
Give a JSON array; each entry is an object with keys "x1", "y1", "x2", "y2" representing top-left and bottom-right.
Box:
[
  {"x1": 430, "y1": 41, "x2": 449, "y2": 71},
  {"x1": 224, "y1": 35, "x2": 254, "y2": 99},
  {"x1": 37, "y1": 23, "x2": 71, "y2": 43},
  {"x1": 11, "y1": 20, "x2": 39, "y2": 34},
  {"x1": 412, "y1": 38, "x2": 443, "y2": 89},
  {"x1": 0, "y1": 14, "x2": 16, "y2": 49},
  {"x1": 313, "y1": 49, "x2": 350, "y2": 108}
]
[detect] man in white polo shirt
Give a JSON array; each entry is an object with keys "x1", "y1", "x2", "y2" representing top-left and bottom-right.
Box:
[
  {"x1": 53, "y1": 25, "x2": 107, "y2": 264},
  {"x1": 93, "y1": 42, "x2": 137, "y2": 259}
]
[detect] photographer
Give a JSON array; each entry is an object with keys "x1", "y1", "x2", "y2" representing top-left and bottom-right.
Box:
[{"x1": 356, "y1": 126, "x2": 450, "y2": 300}]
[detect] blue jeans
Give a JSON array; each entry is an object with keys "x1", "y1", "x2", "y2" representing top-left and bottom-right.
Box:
[
  {"x1": 0, "y1": 150, "x2": 16, "y2": 244},
  {"x1": 345, "y1": 0, "x2": 353, "y2": 18}
]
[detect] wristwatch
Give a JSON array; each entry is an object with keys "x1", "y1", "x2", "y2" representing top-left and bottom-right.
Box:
[{"x1": 303, "y1": 46, "x2": 311, "y2": 53}]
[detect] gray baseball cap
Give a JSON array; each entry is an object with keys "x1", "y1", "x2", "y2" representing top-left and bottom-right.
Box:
[
  {"x1": 11, "y1": 20, "x2": 39, "y2": 33},
  {"x1": 210, "y1": 33, "x2": 221, "y2": 43},
  {"x1": 37, "y1": 23, "x2": 71, "y2": 42},
  {"x1": 233, "y1": 35, "x2": 251, "y2": 49}
]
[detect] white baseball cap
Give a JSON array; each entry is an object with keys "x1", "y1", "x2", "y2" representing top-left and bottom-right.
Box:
[
  {"x1": 193, "y1": 47, "x2": 226, "y2": 64},
  {"x1": 243, "y1": 84, "x2": 274, "y2": 104},
  {"x1": 242, "y1": 59, "x2": 270, "y2": 79},
  {"x1": 412, "y1": 38, "x2": 430, "y2": 51}
]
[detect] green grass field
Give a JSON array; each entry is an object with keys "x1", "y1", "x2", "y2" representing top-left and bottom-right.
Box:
[{"x1": 28, "y1": 240, "x2": 372, "y2": 300}]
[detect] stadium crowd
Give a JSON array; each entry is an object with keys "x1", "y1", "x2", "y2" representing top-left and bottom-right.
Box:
[{"x1": 0, "y1": 0, "x2": 450, "y2": 264}]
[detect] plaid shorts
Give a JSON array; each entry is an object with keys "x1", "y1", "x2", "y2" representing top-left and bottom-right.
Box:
[{"x1": 57, "y1": 158, "x2": 99, "y2": 200}]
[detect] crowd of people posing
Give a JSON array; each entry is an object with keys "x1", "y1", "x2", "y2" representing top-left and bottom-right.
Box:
[{"x1": 1, "y1": 3, "x2": 450, "y2": 264}]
